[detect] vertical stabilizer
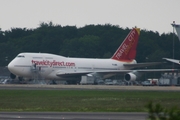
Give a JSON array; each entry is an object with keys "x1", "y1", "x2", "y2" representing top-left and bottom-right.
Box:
[
  {"x1": 111, "y1": 28, "x2": 140, "y2": 61},
  {"x1": 172, "y1": 23, "x2": 180, "y2": 41}
]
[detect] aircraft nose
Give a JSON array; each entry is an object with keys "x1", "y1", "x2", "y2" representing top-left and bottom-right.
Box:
[
  {"x1": 8, "y1": 60, "x2": 22, "y2": 75},
  {"x1": 8, "y1": 60, "x2": 26, "y2": 77},
  {"x1": 8, "y1": 61, "x2": 14, "y2": 72}
]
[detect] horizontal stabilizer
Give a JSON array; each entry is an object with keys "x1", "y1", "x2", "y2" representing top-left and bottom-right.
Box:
[{"x1": 163, "y1": 58, "x2": 180, "y2": 65}]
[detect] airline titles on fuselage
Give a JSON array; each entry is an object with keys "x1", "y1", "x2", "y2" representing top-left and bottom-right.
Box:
[{"x1": 31, "y1": 60, "x2": 75, "y2": 67}]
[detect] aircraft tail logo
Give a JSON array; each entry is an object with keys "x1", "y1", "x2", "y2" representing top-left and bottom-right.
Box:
[{"x1": 111, "y1": 28, "x2": 140, "y2": 61}]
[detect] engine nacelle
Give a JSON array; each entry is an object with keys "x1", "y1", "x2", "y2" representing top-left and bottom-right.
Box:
[{"x1": 124, "y1": 73, "x2": 137, "y2": 81}]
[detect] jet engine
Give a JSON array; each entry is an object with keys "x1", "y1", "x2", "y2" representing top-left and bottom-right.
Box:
[{"x1": 124, "y1": 71, "x2": 142, "y2": 81}]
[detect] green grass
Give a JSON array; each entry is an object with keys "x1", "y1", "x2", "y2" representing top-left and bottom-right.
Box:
[{"x1": 0, "y1": 90, "x2": 180, "y2": 112}]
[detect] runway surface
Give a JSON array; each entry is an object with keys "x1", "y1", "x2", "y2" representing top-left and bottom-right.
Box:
[
  {"x1": 0, "y1": 112, "x2": 148, "y2": 120},
  {"x1": 0, "y1": 84, "x2": 180, "y2": 91}
]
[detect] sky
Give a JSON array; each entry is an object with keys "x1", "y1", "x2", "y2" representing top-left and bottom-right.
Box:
[{"x1": 0, "y1": 0, "x2": 180, "y2": 34}]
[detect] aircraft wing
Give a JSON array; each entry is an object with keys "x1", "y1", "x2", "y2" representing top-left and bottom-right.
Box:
[
  {"x1": 56, "y1": 71, "x2": 92, "y2": 77},
  {"x1": 95, "y1": 69, "x2": 178, "y2": 73},
  {"x1": 123, "y1": 62, "x2": 162, "y2": 68},
  {"x1": 56, "y1": 69, "x2": 178, "y2": 77},
  {"x1": 56, "y1": 70, "x2": 134, "y2": 77},
  {"x1": 131, "y1": 69, "x2": 177, "y2": 72},
  {"x1": 163, "y1": 58, "x2": 180, "y2": 65}
]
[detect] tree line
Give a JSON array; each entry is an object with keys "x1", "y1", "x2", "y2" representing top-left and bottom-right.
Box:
[{"x1": 0, "y1": 22, "x2": 179, "y2": 67}]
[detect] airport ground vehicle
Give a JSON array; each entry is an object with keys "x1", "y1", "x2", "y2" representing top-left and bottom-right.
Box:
[
  {"x1": 141, "y1": 81, "x2": 153, "y2": 86},
  {"x1": 80, "y1": 76, "x2": 94, "y2": 85}
]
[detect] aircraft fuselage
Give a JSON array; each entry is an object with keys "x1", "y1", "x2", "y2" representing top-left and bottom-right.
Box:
[{"x1": 8, "y1": 53, "x2": 136, "y2": 80}]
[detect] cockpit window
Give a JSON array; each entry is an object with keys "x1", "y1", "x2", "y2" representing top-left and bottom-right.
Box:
[{"x1": 17, "y1": 55, "x2": 25, "y2": 58}]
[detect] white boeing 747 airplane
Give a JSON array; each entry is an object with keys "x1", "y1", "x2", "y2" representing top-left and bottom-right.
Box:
[{"x1": 8, "y1": 28, "x2": 176, "y2": 83}]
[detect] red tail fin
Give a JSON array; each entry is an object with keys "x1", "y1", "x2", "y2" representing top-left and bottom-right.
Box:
[{"x1": 111, "y1": 28, "x2": 140, "y2": 61}]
